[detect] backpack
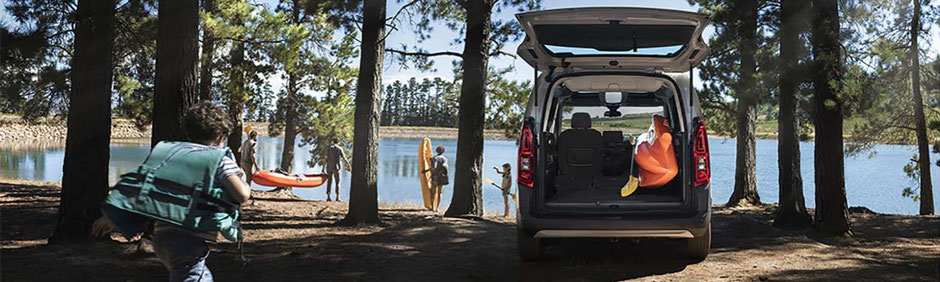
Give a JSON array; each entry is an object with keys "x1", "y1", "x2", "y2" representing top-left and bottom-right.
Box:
[
  {"x1": 432, "y1": 156, "x2": 449, "y2": 185},
  {"x1": 101, "y1": 141, "x2": 241, "y2": 242}
]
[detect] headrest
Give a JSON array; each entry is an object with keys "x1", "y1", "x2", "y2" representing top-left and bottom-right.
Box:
[
  {"x1": 571, "y1": 113, "x2": 591, "y2": 129},
  {"x1": 603, "y1": 131, "x2": 623, "y2": 143}
]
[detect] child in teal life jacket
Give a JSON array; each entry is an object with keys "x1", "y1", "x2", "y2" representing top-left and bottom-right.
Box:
[{"x1": 92, "y1": 101, "x2": 251, "y2": 282}]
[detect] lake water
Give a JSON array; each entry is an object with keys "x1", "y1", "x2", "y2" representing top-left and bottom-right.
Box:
[{"x1": 1, "y1": 137, "x2": 938, "y2": 215}]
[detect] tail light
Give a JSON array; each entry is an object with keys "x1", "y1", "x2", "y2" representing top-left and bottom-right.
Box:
[
  {"x1": 692, "y1": 120, "x2": 712, "y2": 187},
  {"x1": 693, "y1": 119, "x2": 711, "y2": 187},
  {"x1": 518, "y1": 119, "x2": 536, "y2": 188}
]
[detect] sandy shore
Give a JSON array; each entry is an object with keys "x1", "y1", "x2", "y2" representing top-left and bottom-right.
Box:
[
  {"x1": 2, "y1": 180, "x2": 938, "y2": 281},
  {"x1": 0, "y1": 115, "x2": 512, "y2": 146}
]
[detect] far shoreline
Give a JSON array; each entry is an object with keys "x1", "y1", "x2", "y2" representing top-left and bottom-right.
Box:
[
  {"x1": 0, "y1": 115, "x2": 925, "y2": 147},
  {"x1": 0, "y1": 115, "x2": 515, "y2": 147}
]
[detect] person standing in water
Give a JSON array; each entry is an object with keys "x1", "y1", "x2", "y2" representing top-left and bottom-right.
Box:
[
  {"x1": 240, "y1": 130, "x2": 260, "y2": 185},
  {"x1": 422, "y1": 145, "x2": 448, "y2": 212},
  {"x1": 323, "y1": 138, "x2": 351, "y2": 202},
  {"x1": 493, "y1": 163, "x2": 512, "y2": 217}
]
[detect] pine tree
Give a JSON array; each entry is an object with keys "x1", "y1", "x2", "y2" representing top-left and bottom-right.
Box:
[{"x1": 49, "y1": 0, "x2": 116, "y2": 244}]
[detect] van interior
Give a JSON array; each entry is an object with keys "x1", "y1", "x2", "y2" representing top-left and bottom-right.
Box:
[{"x1": 541, "y1": 77, "x2": 685, "y2": 208}]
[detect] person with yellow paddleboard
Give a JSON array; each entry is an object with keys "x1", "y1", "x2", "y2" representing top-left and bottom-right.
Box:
[{"x1": 421, "y1": 145, "x2": 448, "y2": 212}]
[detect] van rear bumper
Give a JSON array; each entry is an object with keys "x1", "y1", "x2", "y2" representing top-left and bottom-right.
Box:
[
  {"x1": 533, "y1": 229, "x2": 694, "y2": 239},
  {"x1": 518, "y1": 209, "x2": 710, "y2": 238}
]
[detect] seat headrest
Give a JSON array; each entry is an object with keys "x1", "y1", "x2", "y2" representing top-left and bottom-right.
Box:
[
  {"x1": 603, "y1": 131, "x2": 623, "y2": 143},
  {"x1": 571, "y1": 113, "x2": 591, "y2": 129}
]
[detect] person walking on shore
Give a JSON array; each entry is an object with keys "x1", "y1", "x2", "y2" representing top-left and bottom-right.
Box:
[
  {"x1": 323, "y1": 138, "x2": 351, "y2": 201},
  {"x1": 240, "y1": 130, "x2": 260, "y2": 185}
]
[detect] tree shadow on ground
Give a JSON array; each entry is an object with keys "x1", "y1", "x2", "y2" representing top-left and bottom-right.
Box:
[
  {"x1": 1, "y1": 183, "x2": 59, "y2": 242},
  {"x1": 3, "y1": 185, "x2": 938, "y2": 282}
]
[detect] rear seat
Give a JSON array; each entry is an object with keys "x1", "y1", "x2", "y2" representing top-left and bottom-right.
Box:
[
  {"x1": 601, "y1": 131, "x2": 628, "y2": 176},
  {"x1": 556, "y1": 113, "x2": 603, "y2": 190}
]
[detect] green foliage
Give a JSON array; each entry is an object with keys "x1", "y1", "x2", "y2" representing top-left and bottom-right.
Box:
[
  {"x1": 902, "y1": 154, "x2": 923, "y2": 201},
  {"x1": 265, "y1": 0, "x2": 346, "y2": 135},
  {"x1": 381, "y1": 66, "x2": 531, "y2": 138},
  {"x1": 843, "y1": 0, "x2": 940, "y2": 156},
  {"x1": 485, "y1": 68, "x2": 529, "y2": 138},
  {"x1": 1, "y1": 0, "x2": 74, "y2": 121},
  {"x1": 386, "y1": 0, "x2": 540, "y2": 71},
  {"x1": 381, "y1": 77, "x2": 459, "y2": 127},
  {"x1": 688, "y1": 0, "x2": 782, "y2": 137},
  {"x1": 207, "y1": 0, "x2": 278, "y2": 122},
  {"x1": 300, "y1": 92, "x2": 355, "y2": 168},
  {"x1": 112, "y1": 1, "x2": 158, "y2": 129}
]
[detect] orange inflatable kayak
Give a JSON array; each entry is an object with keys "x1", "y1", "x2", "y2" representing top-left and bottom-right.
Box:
[
  {"x1": 634, "y1": 114, "x2": 678, "y2": 188},
  {"x1": 252, "y1": 170, "x2": 326, "y2": 188}
]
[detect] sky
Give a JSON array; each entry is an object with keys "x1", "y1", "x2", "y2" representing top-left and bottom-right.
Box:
[
  {"x1": 4, "y1": 0, "x2": 940, "y2": 99},
  {"x1": 379, "y1": 0, "x2": 708, "y2": 85}
]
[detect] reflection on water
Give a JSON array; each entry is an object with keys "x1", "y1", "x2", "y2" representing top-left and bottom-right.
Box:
[{"x1": 2, "y1": 137, "x2": 938, "y2": 215}]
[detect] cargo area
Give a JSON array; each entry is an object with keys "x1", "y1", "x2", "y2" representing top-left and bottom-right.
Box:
[{"x1": 538, "y1": 77, "x2": 686, "y2": 209}]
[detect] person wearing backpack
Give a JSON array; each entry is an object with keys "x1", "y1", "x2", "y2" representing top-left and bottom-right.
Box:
[
  {"x1": 422, "y1": 145, "x2": 448, "y2": 212},
  {"x1": 91, "y1": 101, "x2": 251, "y2": 282}
]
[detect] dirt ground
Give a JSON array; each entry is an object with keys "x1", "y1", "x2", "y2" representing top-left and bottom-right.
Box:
[{"x1": 1, "y1": 181, "x2": 938, "y2": 282}]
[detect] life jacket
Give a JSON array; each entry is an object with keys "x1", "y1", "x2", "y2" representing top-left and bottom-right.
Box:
[{"x1": 101, "y1": 141, "x2": 241, "y2": 242}]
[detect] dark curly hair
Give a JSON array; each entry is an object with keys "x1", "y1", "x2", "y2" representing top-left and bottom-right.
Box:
[{"x1": 182, "y1": 101, "x2": 233, "y2": 144}]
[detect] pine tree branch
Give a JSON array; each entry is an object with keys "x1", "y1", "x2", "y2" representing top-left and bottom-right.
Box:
[{"x1": 385, "y1": 48, "x2": 462, "y2": 57}]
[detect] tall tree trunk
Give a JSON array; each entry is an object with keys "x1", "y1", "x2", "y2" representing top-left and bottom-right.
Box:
[
  {"x1": 276, "y1": 73, "x2": 299, "y2": 195},
  {"x1": 911, "y1": 0, "x2": 935, "y2": 215},
  {"x1": 227, "y1": 39, "x2": 245, "y2": 163},
  {"x1": 152, "y1": 0, "x2": 200, "y2": 146},
  {"x1": 811, "y1": 0, "x2": 850, "y2": 236},
  {"x1": 727, "y1": 0, "x2": 761, "y2": 207},
  {"x1": 49, "y1": 0, "x2": 115, "y2": 244},
  {"x1": 198, "y1": 0, "x2": 216, "y2": 101},
  {"x1": 340, "y1": 0, "x2": 385, "y2": 225},
  {"x1": 445, "y1": 0, "x2": 491, "y2": 217},
  {"x1": 774, "y1": 0, "x2": 812, "y2": 228}
]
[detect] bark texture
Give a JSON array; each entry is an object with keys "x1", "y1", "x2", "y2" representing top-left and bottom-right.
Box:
[
  {"x1": 340, "y1": 0, "x2": 385, "y2": 225},
  {"x1": 727, "y1": 0, "x2": 761, "y2": 207},
  {"x1": 911, "y1": 0, "x2": 934, "y2": 215},
  {"x1": 227, "y1": 39, "x2": 245, "y2": 163},
  {"x1": 774, "y1": 0, "x2": 812, "y2": 228},
  {"x1": 152, "y1": 0, "x2": 200, "y2": 146},
  {"x1": 280, "y1": 73, "x2": 299, "y2": 173},
  {"x1": 445, "y1": 0, "x2": 492, "y2": 217},
  {"x1": 811, "y1": 0, "x2": 850, "y2": 236},
  {"x1": 50, "y1": 0, "x2": 116, "y2": 244}
]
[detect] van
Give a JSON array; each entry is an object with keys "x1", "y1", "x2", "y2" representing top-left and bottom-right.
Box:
[{"x1": 514, "y1": 7, "x2": 712, "y2": 261}]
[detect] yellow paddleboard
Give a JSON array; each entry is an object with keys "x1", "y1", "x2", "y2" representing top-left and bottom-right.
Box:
[{"x1": 418, "y1": 138, "x2": 434, "y2": 210}]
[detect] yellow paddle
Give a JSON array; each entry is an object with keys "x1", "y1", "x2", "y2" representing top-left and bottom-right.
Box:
[
  {"x1": 621, "y1": 176, "x2": 639, "y2": 197},
  {"x1": 621, "y1": 143, "x2": 640, "y2": 198},
  {"x1": 484, "y1": 178, "x2": 516, "y2": 201},
  {"x1": 244, "y1": 124, "x2": 252, "y2": 135}
]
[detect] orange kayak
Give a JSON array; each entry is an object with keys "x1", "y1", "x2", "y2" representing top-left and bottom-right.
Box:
[
  {"x1": 252, "y1": 170, "x2": 326, "y2": 188},
  {"x1": 634, "y1": 114, "x2": 678, "y2": 188}
]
